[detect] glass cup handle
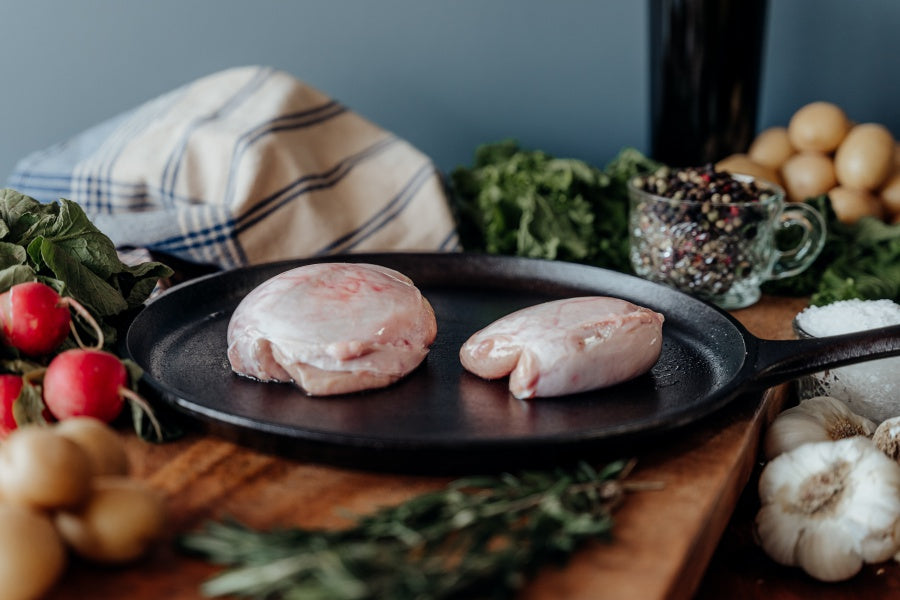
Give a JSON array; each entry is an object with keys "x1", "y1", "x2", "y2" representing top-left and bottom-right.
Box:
[{"x1": 769, "y1": 203, "x2": 827, "y2": 280}]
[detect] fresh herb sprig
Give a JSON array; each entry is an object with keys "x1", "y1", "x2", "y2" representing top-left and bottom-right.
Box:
[
  {"x1": 180, "y1": 460, "x2": 652, "y2": 599},
  {"x1": 449, "y1": 141, "x2": 659, "y2": 273}
]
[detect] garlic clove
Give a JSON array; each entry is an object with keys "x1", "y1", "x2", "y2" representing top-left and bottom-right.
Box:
[
  {"x1": 795, "y1": 521, "x2": 863, "y2": 582},
  {"x1": 763, "y1": 395, "x2": 876, "y2": 460},
  {"x1": 842, "y1": 483, "x2": 900, "y2": 562},
  {"x1": 758, "y1": 439, "x2": 835, "y2": 501},
  {"x1": 755, "y1": 504, "x2": 802, "y2": 566},
  {"x1": 797, "y1": 524, "x2": 863, "y2": 581},
  {"x1": 755, "y1": 437, "x2": 900, "y2": 582},
  {"x1": 874, "y1": 416, "x2": 900, "y2": 461}
]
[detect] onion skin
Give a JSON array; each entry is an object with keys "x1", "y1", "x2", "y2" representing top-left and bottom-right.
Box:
[
  {"x1": 0, "y1": 503, "x2": 67, "y2": 600},
  {"x1": 54, "y1": 417, "x2": 129, "y2": 477},
  {"x1": 749, "y1": 127, "x2": 796, "y2": 170},
  {"x1": 788, "y1": 101, "x2": 850, "y2": 153},
  {"x1": 828, "y1": 186, "x2": 884, "y2": 224},
  {"x1": 781, "y1": 152, "x2": 836, "y2": 202},
  {"x1": 834, "y1": 123, "x2": 895, "y2": 191},
  {"x1": 54, "y1": 477, "x2": 167, "y2": 564},
  {"x1": 0, "y1": 427, "x2": 93, "y2": 510}
]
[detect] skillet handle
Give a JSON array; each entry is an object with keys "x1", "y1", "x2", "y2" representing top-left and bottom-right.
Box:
[{"x1": 750, "y1": 323, "x2": 900, "y2": 390}]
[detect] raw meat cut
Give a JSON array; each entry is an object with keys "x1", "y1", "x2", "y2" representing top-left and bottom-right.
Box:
[
  {"x1": 459, "y1": 297, "x2": 664, "y2": 399},
  {"x1": 227, "y1": 263, "x2": 437, "y2": 395}
]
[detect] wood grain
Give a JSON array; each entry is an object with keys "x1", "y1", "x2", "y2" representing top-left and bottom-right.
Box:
[{"x1": 45, "y1": 293, "x2": 886, "y2": 600}]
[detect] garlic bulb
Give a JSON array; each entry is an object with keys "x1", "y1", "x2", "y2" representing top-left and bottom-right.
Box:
[
  {"x1": 755, "y1": 437, "x2": 900, "y2": 582},
  {"x1": 874, "y1": 416, "x2": 900, "y2": 461},
  {"x1": 763, "y1": 395, "x2": 876, "y2": 461}
]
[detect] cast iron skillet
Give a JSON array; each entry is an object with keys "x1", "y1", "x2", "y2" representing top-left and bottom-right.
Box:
[{"x1": 126, "y1": 253, "x2": 900, "y2": 473}]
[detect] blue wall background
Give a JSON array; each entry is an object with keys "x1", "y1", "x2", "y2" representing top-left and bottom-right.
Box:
[{"x1": 0, "y1": 0, "x2": 897, "y2": 180}]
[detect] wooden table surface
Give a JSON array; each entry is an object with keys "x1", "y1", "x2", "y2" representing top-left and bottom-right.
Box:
[{"x1": 44, "y1": 294, "x2": 898, "y2": 599}]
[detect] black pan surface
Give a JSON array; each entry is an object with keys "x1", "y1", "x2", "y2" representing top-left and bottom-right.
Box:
[{"x1": 126, "y1": 253, "x2": 900, "y2": 472}]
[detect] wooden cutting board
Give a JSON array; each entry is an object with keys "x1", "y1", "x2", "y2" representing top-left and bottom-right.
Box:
[{"x1": 46, "y1": 295, "x2": 809, "y2": 600}]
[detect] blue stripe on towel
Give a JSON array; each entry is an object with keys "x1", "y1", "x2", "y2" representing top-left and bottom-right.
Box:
[
  {"x1": 160, "y1": 66, "x2": 273, "y2": 206},
  {"x1": 4, "y1": 180, "x2": 71, "y2": 198},
  {"x1": 439, "y1": 229, "x2": 461, "y2": 251},
  {"x1": 246, "y1": 103, "x2": 346, "y2": 145},
  {"x1": 146, "y1": 135, "x2": 399, "y2": 267},
  {"x1": 7, "y1": 67, "x2": 457, "y2": 271},
  {"x1": 10, "y1": 85, "x2": 189, "y2": 208},
  {"x1": 90, "y1": 89, "x2": 181, "y2": 215},
  {"x1": 234, "y1": 135, "x2": 398, "y2": 233},
  {"x1": 314, "y1": 162, "x2": 434, "y2": 255},
  {"x1": 11, "y1": 101, "x2": 347, "y2": 212},
  {"x1": 9, "y1": 172, "x2": 205, "y2": 210},
  {"x1": 221, "y1": 100, "x2": 347, "y2": 207},
  {"x1": 150, "y1": 219, "x2": 243, "y2": 262}
]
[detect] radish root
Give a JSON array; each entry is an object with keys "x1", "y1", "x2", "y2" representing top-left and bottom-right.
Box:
[
  {"x1": 62, "y1": 297, "x2": 104, "y2": 350},
  {"x1": 22, "y1": 367, "x2": 46, "y2": 386},
  {"x1": 119, "y1": 386, "x2": 163, "y2": 441}
]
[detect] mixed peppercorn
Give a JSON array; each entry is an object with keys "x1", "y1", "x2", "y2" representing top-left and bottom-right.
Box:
[{"x1": 629, "y1": 164, "x2": 780, "y2": 301}]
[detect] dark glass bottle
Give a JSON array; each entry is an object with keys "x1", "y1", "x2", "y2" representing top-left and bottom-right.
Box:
[{"x1": 650, "y1": 0, "x2": 769, "y2": 166}]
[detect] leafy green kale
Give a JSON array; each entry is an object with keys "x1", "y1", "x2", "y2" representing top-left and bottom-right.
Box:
[
  {"x1": 762, "y1": 195, "x2": 900, "y2": 305},
  {"x1": 449, "y1": 141, "x2": 659, "y2": 273}
]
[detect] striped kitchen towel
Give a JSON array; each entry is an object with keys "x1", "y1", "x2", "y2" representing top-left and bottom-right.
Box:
[{"x1": 7, "y1": 66, "x2": 459, "y2": 269}]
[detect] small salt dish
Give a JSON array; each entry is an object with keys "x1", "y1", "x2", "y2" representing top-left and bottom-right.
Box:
[{"x1": 792, "y1": 299, "x2": 900, "y2": 423}]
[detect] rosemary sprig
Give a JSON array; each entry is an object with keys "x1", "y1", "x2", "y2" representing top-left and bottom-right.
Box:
[{"x1": 179, "y1": 459, "x2": 653, "y2": 599}]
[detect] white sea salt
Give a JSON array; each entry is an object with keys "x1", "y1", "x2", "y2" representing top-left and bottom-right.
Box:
[
  {"x1": 794, "y1": 299, "x2": 900, "y2": 424},
  {"x1": 796, "y1": 299, "x2": 900, "y2": 337}
]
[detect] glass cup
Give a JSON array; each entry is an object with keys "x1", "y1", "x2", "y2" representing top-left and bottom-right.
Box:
[{"x1": 628, "y1": 175, "x2": 826, "y2": 309}]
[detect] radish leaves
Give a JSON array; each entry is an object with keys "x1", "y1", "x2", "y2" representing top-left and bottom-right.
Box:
[{"x1": 0, "y1": 189, "x2": 172, "y2": 350}]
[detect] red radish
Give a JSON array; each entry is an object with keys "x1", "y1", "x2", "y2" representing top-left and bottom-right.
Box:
[
  {"x1": 43, "y1": 349, "x2": 126, "y2": 423},
  {"x1": 42, "y1": 349, "x2": 162, "y2": 439},
  {"x1": 0, "y1": 374, "x2": 23, "y2": 438},
  {"x1": 0, "y1": 281, "x2": 104, "y2": 356},
  {"x1": 0, "y1": 282, "x2": 71, "y2": 356}
]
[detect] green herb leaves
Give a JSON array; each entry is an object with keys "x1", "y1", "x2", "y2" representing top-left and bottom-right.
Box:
[
  {"x1": 0, "y1": 189, "x2": 172, "y2": 348},
  {"x1": 0, "y1": 189, "x2": 175, "y2": 441},
  {"x1": 452, "y1": 144, "x2": 900, "y2": 307},
  {"x1": 763, "y1": 195, "x2": 900, "y2": 305},
  {"x1": 450, "y1": 141, "x2": 659, "y2": 273},
  {"x1": 181, "y1": 460, "x2": 640, "y2": 600}
]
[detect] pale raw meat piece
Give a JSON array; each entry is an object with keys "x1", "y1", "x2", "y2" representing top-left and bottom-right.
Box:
[
  {"x1": 459, "y1": 297, "x2": 664, "y2": 399},
  {"x1": 227, "y1": 263, "x2": 437, "y2": 395}
]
